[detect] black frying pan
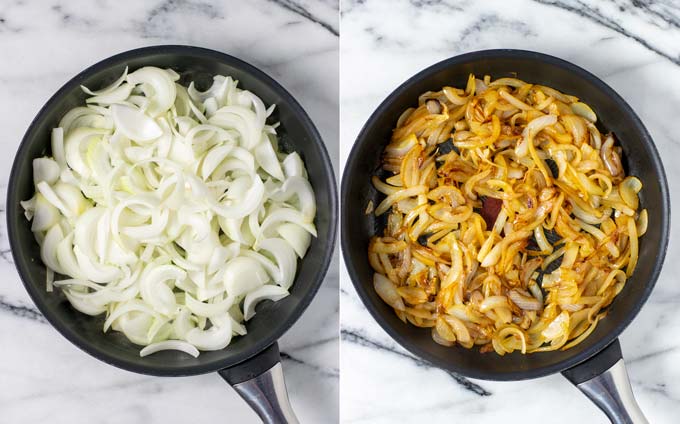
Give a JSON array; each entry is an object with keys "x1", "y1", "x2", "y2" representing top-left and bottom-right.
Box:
[
  {"x1": 341, "y1": 50, "x2": 669, "y2": 423},
  {"x1": 8, "y1": 45, "x2": 337, "y2": 423}
]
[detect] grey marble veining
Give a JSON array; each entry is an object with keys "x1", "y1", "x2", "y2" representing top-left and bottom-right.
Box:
[
  {"x1": 0, "y1": 1, "x2": 338, "y2": 423},
  {"x1": 340, "y1": 1, "x2": 680, "y2": 423},
  {"x1": 341, "y1": 327, "x2": 492, "y2": 396}
]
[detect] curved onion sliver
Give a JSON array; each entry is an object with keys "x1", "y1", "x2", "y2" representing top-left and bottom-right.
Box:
[
  {"x1": 257, "y1": 238, "x2": 297, "y2": 289},
  {"x1": 258, "y1": 207, "x2": 317, "y2": 240},
  {"x1": 212, "y1": 174, "x2": 264, "y2": 219},
  {"x1": 112, "y1": 104, "x2": 163, "y2": 142},
  {"x1": 140, "y1": 340, "x2": 199, "y2": 358},
  {"x1": 186, "y1": 319, "x2": 233, "y2": 351},
  {"x1": 86, "y1": 83, "x2": 134, "y2": 105},
  {"x1": 276, "y1": 223, "x2": 312, "y2": 258},
  {"x1": 139, "y1": 264, "x2": 185, "y2": 316},
  {"x1": 64, "y1": 127, "x2": 110, "y2": 178},
  {"x1": 282, "y1": 152, "x2": 306, "y2": 179},
  {"x1": 254, "y1": 135, "x2": 285, "y2": 181},
  {"x1": 33, "y1": 157, "x2": 60, "y2": 185},
  {"x1": 63, "y1": 288, "x2": 107, "y2": 316},
  {"x1": 31, "y1": 194, "x2": 60, "y2": 232},
  {"x1": 185, "y1": 293, "x2": 235, "y2": 317},
  {"x1": 223, "y1": 256, "x2": 269, "y2": 298},
  {"x1": 41, "y1": 225, "x2": 65, "y2": 275},
  {"x1": 126, "y1": 66, "x2": 177, "y2": 117},
  {"x1": 270, "y1": 176, "x2": 316, "y2": 220},
  {"x1": 81, "y1": 66, "x2": 128, "y2": 96},
  {"x1": 243, "y1": 285, "x2": 289, "y2": 320}
]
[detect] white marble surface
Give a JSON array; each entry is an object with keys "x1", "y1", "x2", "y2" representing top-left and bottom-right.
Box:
[
  {"x1": 340, "y1": 1, "x2": 680, "y2": 423},
  {"x1": 0, "y1": 1, "x2": 338, "y2": 423}
]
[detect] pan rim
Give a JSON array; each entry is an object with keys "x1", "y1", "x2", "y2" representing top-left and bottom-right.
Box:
[
  {"x1": 340, "y1": 48, "x2": 670, "y2": 381},
  {"x1": 8, "y1": 44, "x2": 338, "y2": 377}
]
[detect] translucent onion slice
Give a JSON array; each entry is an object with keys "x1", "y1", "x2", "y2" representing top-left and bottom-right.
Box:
[
  {"x1": 73, "y1": 246, "x2": 122, "y2": 283},
  {"x1": 516, "y1": 114, "x2": 557, "y2": 158},
  {"x1": 571, "y1": 102, "x2": 597, "y2": 123},
  {"x1": 172, "y1": 307, "x2": 196, "y2": 339},
  {"x1": 20, "y1": 196, "x2": 36, "y2": 220},
  {"x1": 282, "y1": 152, "x2": 306, "y2": 178},
  {"x1": 257, "y1": 238, "x2": 297, "y2": 289},
  {"x1": 254, "y1": 136, "x2": 285, "y2": 181},
  {"x1": 41, "y1": 225, "x2": 65, "y2": 275},
  {"x1": 201, "y1": 143, "x2": 235, "y2": 180},
  {"x1": 64, "y1": 127, "x2": 110, "y2": 178},
  {"x1": 64, "y1": 288, "x2": 107, "y2": 316},
  {"x1": 126, "y1": 66, "x2": 177, "y2": 117},
  {"x1": 118, "y1": 312, "x2": 156, "y2": 345},
  {"x1": 74, "y1": 207, "x2": 105, "y2": 255},
  {"x1": 186, "y1": 319, "x2": 233, "y2": 351},
  {"x1": 228, "y1": 314, "x2": 248, "y2": 336},
  {"x1": 243, "y1": 285, "x2": 289, "y2": 320},
  {"x1": 374, "y1": 273, "x2": 405, "y2": 311},
  {"x1": 223, "y1": 256, "x2": 269, "y2": 297},
  {"x1": 139, "y1": 265, "x2": 185, "y2": 316},
  {"x1": 59, "y1": 107, "x2": 100, "y2": 134},
  {"x1": 33, "y1": 158, "x2": 60, "y2": 185},
  {"x1": 542, "y1": 311, "x2": 570, "y2": 339},
  {"x1": 53, "y1": 182, "x2": 89, "y2": 217},
  {"x1": 56, "y1": 234, "x2": 83, "y2": 280},
  {"x1": 111, "y1": 104, "x2": 163, "y2": 141},
  {"x1": 31, "y1": 194, "x2": 60, "y2": 232},
  {"x1": 636, "y1": 209, "x2": 648, "y2": 236},
  {"x1": 86, "y1": 83, "x2": 134, "y2": 105},
  {"x1": 258, "y1": 208, "x2": 317, "y2": 240},
  {"x1": 140, "y1": 340, "x2": 200, "y2": 358},
  {"x1": 51, "y1": 127, "x2": 66, "y2": 169},
  {"x1": 620, "y1": 176, "x2": 642, "y2": 210},
  {"x1": 185, "y1": 293, "x2": 235, "y2": 317},
  {"x1": 270, "y1": 176, "x2": 316, "y2": 220},
  {"x1": 104, "y1": 300, "x2": 158, "y2": 332},
  {"x1": 81, "y1": 66, "x2": 128, "y2": 95},
  {"x1": 212, "y1": 175, "x2": 264, "y2": 219},
  {"x1": 209, "y1": 106, "x2": 260, "y2": 150},
  {"x1": 277, "y1": 223, "x2": 312, "y2": 258}
]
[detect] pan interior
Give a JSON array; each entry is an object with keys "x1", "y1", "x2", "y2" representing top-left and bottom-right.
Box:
[
  {"x1": 8, "y1": 46, "x2": 337, "y2": 376},
  {"x1": 341, "y1": 50, "x2": 669, "y2": 380}
]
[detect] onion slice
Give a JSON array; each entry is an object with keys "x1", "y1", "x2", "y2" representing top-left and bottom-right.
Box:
[
  {"x1": 111, "y1": 104, "x2": 163, "y2": 141},
  {"x1": 243, "y1": 285, "x2": 289, "y2": 320},
  {"x1": 139, "y1": 340, "x2": 200, "y2": 358}
]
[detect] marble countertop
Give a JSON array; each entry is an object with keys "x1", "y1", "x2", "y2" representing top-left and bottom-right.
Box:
[
  {"x1": 340, "y1": 1, "x2": 680, "y2": 423},
  {"x1": 0, "y1": 1, "x2": 338, "y2": 423}
]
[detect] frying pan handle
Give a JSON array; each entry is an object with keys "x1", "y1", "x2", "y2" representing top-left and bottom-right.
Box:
[
  {"x1": 562, "y1": 339, "x2": 647, "y2": 424},
  {"x1": 218, "y1": 342, "x2": 299, "y2": 424}
]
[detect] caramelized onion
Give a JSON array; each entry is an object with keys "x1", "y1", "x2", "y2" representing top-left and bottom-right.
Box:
[{"x1": 368, "y1": 74, "x2": 644, "y2": 355}]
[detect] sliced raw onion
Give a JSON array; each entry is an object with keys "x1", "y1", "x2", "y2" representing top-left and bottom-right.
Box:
[
  {"x1": 140, "y1": 340, "x2": 200, "y2": 358},
  {"x1": 21, "y1": 66, "x2": 316, "y2": 357}
]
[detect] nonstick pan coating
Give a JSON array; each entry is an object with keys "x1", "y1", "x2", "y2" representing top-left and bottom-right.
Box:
[
  {"x1": 341, "y1": 49, "x2": 669, "y2": 380},
  {"x1": 8, "y1": 45, "x2": 337, "y2": 376}
]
